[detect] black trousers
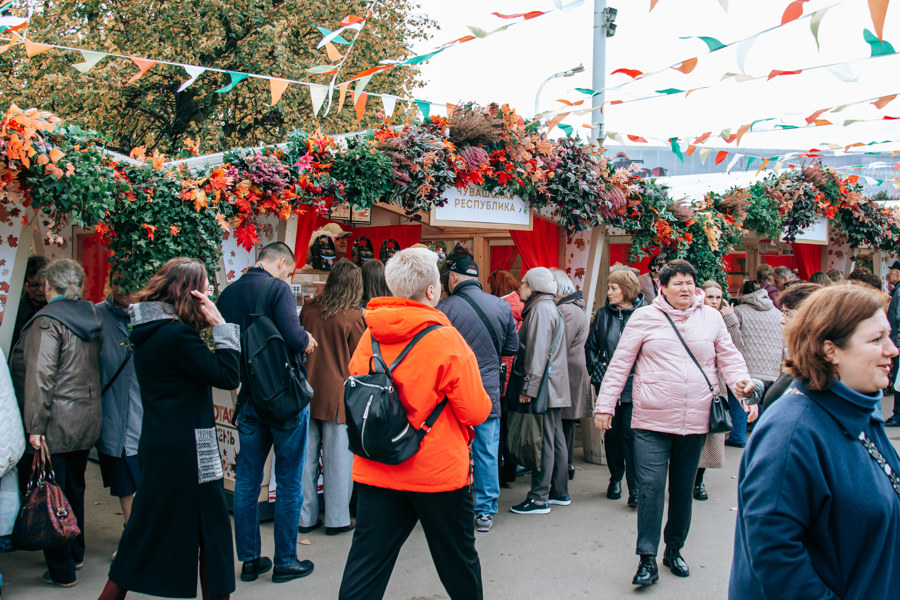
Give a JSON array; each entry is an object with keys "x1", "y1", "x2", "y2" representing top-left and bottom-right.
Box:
[
  {"x1": 499, "y1": 408, "x2": 517, "y2": 484},
  {"x1": 605, "y1": 402, "x2": 637, "y2": 493},
  {"x1": 633, "y1": 430, "x2": 706, "y2": 557},
  {"x1": 338, "y1": 483, "x2": 483, "y2": 600},
  {"x1": 38, "y1": 450, "x2": 89, "y2": 583}
]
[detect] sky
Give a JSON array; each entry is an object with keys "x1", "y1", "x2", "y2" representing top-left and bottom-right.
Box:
[{"x1": 404, "y1": 0, "x2": 900, "y2": 152}]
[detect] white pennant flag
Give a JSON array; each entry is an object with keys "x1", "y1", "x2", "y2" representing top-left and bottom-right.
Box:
[
  {"x1": 381, "y1": 94, "x2": 397, "y2": 117},
  {"x1": 827, "y1": 64, "x2": 859, "y2": 83},
  {"x1": 736, "y1": 37, "x2": 756, "y2": 74},
  {"x1": 699, "y1": 148, "x2": 712, "y2": 165},
  {"x1": 72, "y1": 50, "x2": 106, "y2": 74},
  {"x1": 354, "y1": 74, "x2": 372, "y2": 101},
  {"x1": 308, "y1": 84, "x2": 329, "y2": 117},
  {"x1": 317, "y1": 22, "x2": 364, "y2": 49},
  {"x1": 726, "y1": 153, "x2": 743, "y2": 172},
  {"x1": 177, "y1": 66, "x2": 206, "y2": 92}
]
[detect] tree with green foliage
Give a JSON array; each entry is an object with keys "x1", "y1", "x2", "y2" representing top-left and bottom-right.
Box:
[{"x1": 0, "y1": 0, "x2": 434, "y2": 153}]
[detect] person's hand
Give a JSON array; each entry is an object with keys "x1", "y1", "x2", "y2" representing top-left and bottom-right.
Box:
[
  {"x1": 721, "y1": 303, "x2": 735, "y2": 315},
  {"x1": 594, "y1": 413, "x2": 613, "y2": 431},
  {"x1": 733, "y1": 378, "x2": 755, "y2": 398},
  {"x1": 191, "y1": 290, "x2": 226, "y2": 326},
  {"x1": 29, "y1": 434, "x2": 43, "y2": 450},
  {"x1": 519, "y1": 394, "x2": 532, "y2": 404},
  {"x1": 305, "y1": 334, "x2": 318, "y2": 355},
  {"x1": 747, "y1": 403, "x2": 760, "y2": 423}
]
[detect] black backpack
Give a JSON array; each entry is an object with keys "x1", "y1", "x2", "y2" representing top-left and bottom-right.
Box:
[
  {"x1": 241, "y1": 278, "x2": 314, "y2": 426},
  {"x1": 344, "y1": 324, "x2": 447, "y2": 464}
]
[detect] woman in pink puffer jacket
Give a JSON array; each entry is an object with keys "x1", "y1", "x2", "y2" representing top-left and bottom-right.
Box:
[{"x1": 593, "y1": 259, "x2": 753, "y2": 589}]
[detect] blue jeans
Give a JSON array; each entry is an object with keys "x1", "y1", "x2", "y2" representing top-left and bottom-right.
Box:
[
  {"x1": 726, "y1": 389, "x2": 747, "y2": 444},
  {"x1": 472, "y1": 417, "x2": 500, "y2": 516},
  {"x1": 233, "y1": 401, "x2": 309, "y2": 568}
]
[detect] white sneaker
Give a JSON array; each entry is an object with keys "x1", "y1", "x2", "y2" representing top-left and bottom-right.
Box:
[{"x1": 475, "y1": 514, "x2": 493, "y2": 532}]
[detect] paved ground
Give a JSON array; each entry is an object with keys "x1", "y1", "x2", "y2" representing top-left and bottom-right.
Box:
[{"x1": 4, "y1": 400, "x2": 900, "y2": 600}]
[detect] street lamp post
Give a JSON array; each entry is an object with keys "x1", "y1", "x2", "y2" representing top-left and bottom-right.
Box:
[{"x1": 534, "y1": 64, "x2": 585, "y2": 115}]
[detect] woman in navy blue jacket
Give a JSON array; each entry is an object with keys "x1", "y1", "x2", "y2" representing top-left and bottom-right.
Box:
[{"x1": 730, "y1": 284, "x2": 900, "y2": 600}]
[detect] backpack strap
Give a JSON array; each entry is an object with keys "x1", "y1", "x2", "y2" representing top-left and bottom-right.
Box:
[
  {"x1": 254, "y1": 277, "x2": 276, "y2": 317},
  {"x1": 418, "y1": 397, "x2": 449, "y2": 437},
  {"x1": 370, "y1": 324, "x2": 443, "y2": 374}
]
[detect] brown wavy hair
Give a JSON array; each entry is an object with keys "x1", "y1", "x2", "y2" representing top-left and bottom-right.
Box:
[
  {"x1": 784, "y1": 284, "x2": 886, "y2": 391},
  {"x1": 361, "y1": 259, "x2": 391, "y2": 307},
  {"x1": 316, "y1": 261, "x2": 363, "y2": 319},
  {"x1": 133, "y1": 257, "x2": 210, "y2": 331},
  {"x1": 489, "y1": 270, "x2": 519, "y2": 298}
]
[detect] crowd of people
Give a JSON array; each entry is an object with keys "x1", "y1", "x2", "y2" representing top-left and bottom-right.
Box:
[{"x1": 1, "y1": 239, "x2": 899, "y2": 599}]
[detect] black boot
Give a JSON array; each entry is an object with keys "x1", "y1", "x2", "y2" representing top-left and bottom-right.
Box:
[
  {"x1": 632, "y1": 555, "x2": 659, "y2": 586},
  {"x1": 607, "y1": 480, "x2": 622, "y2": 499},
  {"x1": 568, "y1": 464, "x2": 575, "y2": 480},
  {"x1": 693, "y1": 481, "x2": 708, "y2": 501},
  {"x1": 663, "y1": 547, "x2": 690, "y2": 577}
]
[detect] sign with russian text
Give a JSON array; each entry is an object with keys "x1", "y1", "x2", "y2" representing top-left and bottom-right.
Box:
[{"x1": 432, "y1": 186, "x2": 532, "y2": 230}]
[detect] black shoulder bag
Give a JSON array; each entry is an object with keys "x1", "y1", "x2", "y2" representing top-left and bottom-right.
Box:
[
  {"x1": 662, "y1": 313, "x2": 733, "y2": 434},
  {"x1": 458, "y1": 292, "x2": 508, "y2": 396}
]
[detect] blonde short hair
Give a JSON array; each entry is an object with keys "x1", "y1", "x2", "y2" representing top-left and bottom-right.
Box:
[
  {"x1": 384, "y1": 247, "x2": 440, "y2": 300},
  {"x1": 608, "y1": 269, "x2": 640, "y2": 303},
  {"x1": 551, "y1": 269, "x2": 575, "y2": 296}
]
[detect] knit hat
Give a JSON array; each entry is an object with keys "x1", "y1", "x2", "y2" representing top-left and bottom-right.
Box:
[
  {"x1": 525, "y1": 267, "x2": 557, "y2": 295},
  {"x1": 447, "y1": 256, "x2": 479, "y2": 277},
  {"x1": 890, "y1": 260, "x2": 900, "y2": 271}
]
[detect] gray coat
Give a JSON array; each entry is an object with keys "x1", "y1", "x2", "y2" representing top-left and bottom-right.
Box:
[
  {"x1": 96, "y1": 294, "x2": 142, "y2": 457},
  {"x1": 518, "y1": 294, "x2": 570, "y2": 409},
  {"x1": 889, "y1": 285, "x2": 900, "y2": 347},
  {"x1": 558, "y1": 292, "x2": 591, "y2": 420}
]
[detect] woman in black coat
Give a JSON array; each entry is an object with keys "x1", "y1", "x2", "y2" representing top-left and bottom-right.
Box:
[{"x1": 99, "y1": 258, "x2": 241, "y2": 600}]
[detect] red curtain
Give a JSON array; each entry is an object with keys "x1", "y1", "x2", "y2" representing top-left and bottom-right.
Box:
[
  {"x1": 79, "y1": 234, "x2": 110, "y2": 303},
  {"x1": 294, "y1": 207, "x2": 325, "y2": 269},
  {"x1": 346, "y1": 224, "x2": 422, "y2": 258},
  {"x1": 792, "y1": 243, "x2": 821, "y2": 280},
  {"x1": 490, "y1": 246, "x2": 518, "y2": 274},
  {"x1": 608, "y1": 243, "x2": 654, "y2": 273},
  {"x1": 510, "y1": 217, "x2": 560, "y2": 272}
]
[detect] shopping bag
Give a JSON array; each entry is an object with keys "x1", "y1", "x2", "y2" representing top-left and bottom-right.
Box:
[
  {"x1": 506, "y1": 410, "x2": 543, "y2": 472},
  {"x1": 12, "y1": 441, "x2": 80, "y2": 551}
]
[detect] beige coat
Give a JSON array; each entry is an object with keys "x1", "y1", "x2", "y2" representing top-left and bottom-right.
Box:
[
  {"x1": 558, "y1": 293, "x2": 591, "y2": 420},
  {"x1": 518, "y1": 294, "x2": 570, "y2": 409}
]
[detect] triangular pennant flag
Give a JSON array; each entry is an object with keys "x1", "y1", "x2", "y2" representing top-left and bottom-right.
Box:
[
  {"x1": 810, "y1": 6, "x2": 833, "y2": 50},
  {"x1": 337, "y1": 82, "x2": 350, "y2": 113},
  {"x1": 694, "y1": 132, "x2": 711, "y2": 144},
  {"x1": 746, "y1": 156, "x2": 757, "y2": 171},
  {"x1": 269, "y1": 78, "x2": 290, "y2": 106},
  {"x1": 718, "y1": 0, "x2": 728, "y2": 10},
  {"x1": 324, "y1": 42, "x2": 344, "y2": 62},
  {"x1": 177, "y1": 65, "x2": 206, "y2": 92},
  {"x1": 308, "y1": 84, "x2": 328, "y2": 117},
  {"x1": 126, "y1": 58, "x2": 156, "y2": 86},
  {"x1": 354, "y1": 74, "x2": 372, "y2": 99},
  {"x1": 0, "y1": 30, "x2": 19, "y2": 54},
  {"x1": 781, "y1": 0, "x2": 808, "y2": 25},
  {"x1": 655, "y1": 88, "x2": 684, "y2": 95},
  {"x1": 873, "y1": 94, "x2": 897, "y2": 109},
  {"x1": 23, "y1": 38, "x2": 53, "y2": 57},
  {"x1": 715, "y1": 150, "x2": 729, "y2": 165},
  {"x1": 650, "y1": 0, "x2": 660, "y2": 10},
  {"x1": 863, "y1": 28, "x2": 895, "y2": 56},
  {"x1": 558, "y1": 124, "x2": 574, "y2": 136},
  {"x1": 307, "y1": 65, "x2": 338, "y2": 74},
  {"x1": 869, "y1": 0, "x2": 889, "y2": 41},
  {"x1": 401, "y1": 48, "x2": 445, "y2": 65},
  {"x1": 685, "y1": 145, "x2": 697, "y2": 156},
  {"x1": 672, "y1": 57, "x2": 698, "y2": 75},
  {"x1": 734, "y1": 124, "x2": 751, "y2": 147},
  {"x1": 355, "y1": 92, "x2": 368, "y2": 124},
  {"x1": 750, "y1": 118, "x2": 775, "y2": 130},
  {"x1": 627, "y1": 134, "x2": 648, "y2": 143},
  {"x1": 415, "y1": 100, "x2": 431, "y2": 121},
  {"x1": 611, "y1": 68, "x2": 643, "y2": 79},
  {"x1": 827, "y1": 64, "x2": 859, "y2": 82},
  {"x1": 606, "y1": 131, "x2": 624, "y2": 144},
  {"x1": 72, "y1": 50, "x2": 106, "y2": 73},
  {"x1": 315, "y1": 26, "x2": 350, "y2": 46},
  {"x1": 756, "y1": 159, "x2": 770, "y2": 175},
  {"x1": 381, "y1": 94, "x2": 397, "y2": 117},
  {"x1": 340, "y1": 14, "x2": 366, "y2": 27},
  {"x1": 669, "y1": 138, "x2": 684, "y2": 162},
  {"x1": 768, "y1": 69, "x2": 802, "y2": 80},
  {"x1": 805, "y1": 108, "x2": 829, "y2": 124},
  {"x1": 736, "y1": 37, "x2": 756, "y2": 74},
  {"x1": 215, "y1": 72, "x2": 247, "y2": 93},
  {"x1": 726, "y1": 153, "x2": 742, "y2": 172},
  {"x1": 699, "y1": 148, "x2": 712, "y2": 165},
  {"x1": 446, "y1": 103, "x2": 458, "y2": 119},
  {"x1": 680, "y1": 35, "x2": 725, "y2": 52}
]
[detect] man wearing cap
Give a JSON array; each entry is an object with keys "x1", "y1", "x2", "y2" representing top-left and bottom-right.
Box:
[
  {"x1": 638, "y1": 255, "x2": 665, "y2": 303},
  {"x1": 321, "y1": 223, "x2": 353, "y2": 261},
  {"x1": 886, "y1": 260, "x2": 900, "y2": 426},
  {"x1": 437, "y1": 257, "x2": 518, "y2": 533}
]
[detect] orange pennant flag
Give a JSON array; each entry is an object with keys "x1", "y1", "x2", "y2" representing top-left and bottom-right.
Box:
[
  {"x1": 340, "y1": 14, "x2": 366, "y2": 27},
  {"x1": 650, "y1": 0, "x2": 660, "y2": 10},
  {"x1": 672, "y1": 58, "x2": 698, "y2": 75},
  {"x1": 355, "y1": 92, "x2": 368, "y2": 124},
  {"x1": 693, "y1": 132, "x2": 711, "y2": 144},
  {"x1": 873, "y1": 94, "x2": 897, "y2": 109},
  {"x1": 715, "y1": 150, "x2": 728, "y2": 165},
  {"x1": 768, "y1": 69, "x2": 802, "y2": 80},
  {"x1": 269, "y1": 79, "x2": 290, "y2": 106},
  {"x1": 492, "y1": 11, "x2": 545, "y2": 19},
  {"x1": 847, "y1": 175, "x2": 859, "y2": 185},
  {"x1": 0, "y1": 31, "x2": 21, "y2": 54},
  {"x1": 894, "y1": 162, "x2": 900, "y2": 170},
  {"x1": 781, "y1": 0, "x2": 808, "y2": 25},
  {"x1": 756, "y1": 159, "x2": 770, "y2": 175},
  {"x1": 546, "y1": 112, "x2": 571, "y2": 133},
  {"x1": 846, "y1": 142, "x2": 866, "y2": 152},
  {"x1": 437, "y1": 35, "x2": 476, "y2": 49},
  {"x1": 734, "y1": 124, "x2": 751, "y2": 147},
  {"x1": 869, "y1": 0, "x2": 889, "y2": 40},
  {"x1": 805, "y1": 108, "x2": 830, "y2": 124},
  {"x1": 813, "y1": 119, "x2": 832, "y2": 126},
  {"x1": 126, "y1": 58, "x2": 156, "y2": 86},
  {"x1": 685, "y1": 145, "x2": 697, "y2": 157},
  {"x1": 23, "y1": 39, "x2": 53, "y2": 57},
  {"x1": 611, "y1": 68, "x2": 643, "y2": 79},
  {"x1": 337, "y1": 82, "x2": 350, "y2": 113},
  {"x1": 892, "y1": 150, "x2": 900, "y2": 158},
  {"x1": 348, "y1": 65, "x2": 392, "y2": 79},
  {"x1": 556, "y1": 99, "x2": 585, "y2": 106},
  {"x1": 324, "y1": 42, "x2": 343, "y2": 62},
  {"x1": 627, "y1": 134, "x2": 648, "y2": 143},
  {"x1": 446, "y1": 103, "x2": 458, "y2": 119}
]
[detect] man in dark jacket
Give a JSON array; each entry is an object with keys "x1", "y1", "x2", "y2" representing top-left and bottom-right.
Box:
[
  {"x1": 437, "y1": 257, "x2": 517, "y2": 533},
  {"x1": 217, "y1": 242, "x2": 318, "y2": 584},
  {"x1": 11, "y1": 255, "x2": 48, "y2": 348},
  {"x1": 886, "y1": 260, "x2": 900, "y2": 426}
]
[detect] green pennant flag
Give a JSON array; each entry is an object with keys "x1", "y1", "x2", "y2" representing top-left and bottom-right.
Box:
[
  {"x1": 402, "y1": 49, "x2": 444, "y2": 65},
  {"x1": 843, "y1": 120, "x2": 861, "y2": 126},
  {"x1": 558, "y1": 124, "x2": 573, "y2": 136},
  {"x1": 315, "y1": 26, "x2": 350, "y2": 45},
  {"x1": 216, "y1": 72, "x2": 248, "y2": 93},
  {"x1": 877, "y1": 179, "x2": 885, "y2": 185},
  {"x1": 575, "y1": 87, "x2": 602, "y2": 96},
  {"x1": 746, "y1": 156, "x2": 757, "y2": 171},
  {"x1": 680, "y1": 35, "x2": 725, "y2": 52},
  {"x1": 863, "y1": 29, "x2": 895, "y2": 57},
  {"x1": 415, "y1": 100, "x2": 430, "y2": 121},
  {"x1": 750, "y1": 118, "x2": 775, "y2": 131},
  {"x1": 655, "y1": 88, "x2": 684, "y2": 95},
  {"x1": 775, "y1": 124, "x2": 799, "y2": 129},
  {"x1": 668, "y1": 137, "x2": 684, "y2": 162}
]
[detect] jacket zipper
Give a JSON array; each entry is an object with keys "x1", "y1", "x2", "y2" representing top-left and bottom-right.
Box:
[
  {"x1": 360, "y1": 394, "x2": 374, "y2": 457},
  {"x1": 390, "y1": 423, "x2": 410, "y2": 443}
]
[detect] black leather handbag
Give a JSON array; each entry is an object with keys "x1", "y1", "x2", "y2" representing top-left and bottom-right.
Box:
[{"x1": 662, "y1": 313, "x2": 733, "y2": 435}]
